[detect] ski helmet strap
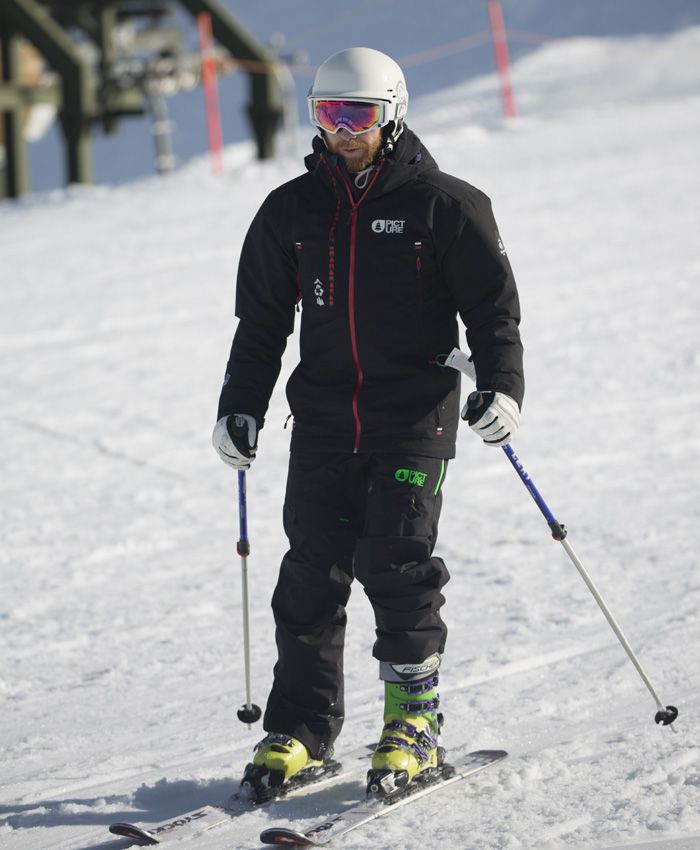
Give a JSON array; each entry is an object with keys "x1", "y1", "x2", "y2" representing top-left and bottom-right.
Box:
[{"x1": 382, "y1": 120, "x2": 404, "y2": 153}]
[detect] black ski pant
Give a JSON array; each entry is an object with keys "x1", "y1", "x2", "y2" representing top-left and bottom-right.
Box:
[{"x1": 263, "y1": 451, "x2": 450, "y2": 759}]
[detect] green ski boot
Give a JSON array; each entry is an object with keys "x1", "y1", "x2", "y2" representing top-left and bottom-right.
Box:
[
  {"x1": 240, "y1": 733, "x2": 331, "y2": 802},
  {"x1": 368, "y1": 673, "x2": 443, "y2": 797}
]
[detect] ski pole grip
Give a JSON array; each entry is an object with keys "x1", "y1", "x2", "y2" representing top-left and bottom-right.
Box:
[{"x1": 238, "y1": 469, "x2": 249, "y2": 545}]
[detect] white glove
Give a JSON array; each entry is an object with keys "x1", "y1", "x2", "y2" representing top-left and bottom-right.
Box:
[
  {"x1": 212, "y1": 414, "x2": 258, "y2": 469},
  {"x1": 462, "y1": 391, "x2": 520, "y2": 447}
]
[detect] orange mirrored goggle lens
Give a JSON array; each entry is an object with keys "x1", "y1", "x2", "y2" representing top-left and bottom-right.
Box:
[{"x1": 313, "y1": 100, "x2": 384, "y2": 134}]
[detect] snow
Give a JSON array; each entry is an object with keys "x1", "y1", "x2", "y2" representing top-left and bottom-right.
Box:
[{"x1": 2, "y1": 25, "x2": 700, "y2": 850}]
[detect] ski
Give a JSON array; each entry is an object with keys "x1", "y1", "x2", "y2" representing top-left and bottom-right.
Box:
[
  {"x1": 109, "y1": 805, "x2": 232, "y2": 845},
  {"x1": 109, "y1": 745, "x2": 374, "y2": 845},
  {"x1": 259, "y1": 749, "x2": 507, "y2": 846}
]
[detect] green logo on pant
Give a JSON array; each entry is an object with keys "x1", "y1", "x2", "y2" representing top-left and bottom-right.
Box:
[{"x1": 394, "y1": 468, "x2": 428, "y2": 487}]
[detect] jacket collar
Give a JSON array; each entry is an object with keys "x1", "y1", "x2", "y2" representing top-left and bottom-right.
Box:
[{"x1": 304, "y1": 126, "x2": 438, "y2": 201}]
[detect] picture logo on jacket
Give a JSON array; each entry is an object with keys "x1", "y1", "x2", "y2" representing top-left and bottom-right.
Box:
[
  {"x1": 371, "y1": 219, "x2": 405, "y2": 234},
  {"x1": 313, "y1": 278, "x2": 325, "y2": 306}
]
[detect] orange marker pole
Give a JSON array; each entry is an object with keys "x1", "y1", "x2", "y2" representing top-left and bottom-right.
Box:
[
  {"x1": 197, "y1": 12, "x2": 224, "y2": 174},
  {"x1": 486, "y1": 0, "x2": 517, "y2": 118}
]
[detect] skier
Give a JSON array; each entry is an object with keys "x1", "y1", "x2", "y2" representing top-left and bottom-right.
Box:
[{"x1": 213, "y1": 47, "x2": 524, "y2": 798}]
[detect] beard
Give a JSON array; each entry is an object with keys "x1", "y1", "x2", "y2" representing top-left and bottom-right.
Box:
[
  {"x1": 324, "y1": 131, "x2": 383, "y2": 173},
  {"x1": 342, "y1": 143, "x2": 381, "y2": 172}
]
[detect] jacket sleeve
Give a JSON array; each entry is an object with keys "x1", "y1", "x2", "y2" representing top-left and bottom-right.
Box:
[
  {"x1": 436, "y1": 189, "x2": 524, "y2": 408},
  {"x1": 216, "y1": 189, "x2": 298, "y2": 425}
]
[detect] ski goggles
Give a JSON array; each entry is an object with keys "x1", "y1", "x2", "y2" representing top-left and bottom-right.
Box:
[{"x1": 309, "y1": 98, "x2": 390, "y2": 135}]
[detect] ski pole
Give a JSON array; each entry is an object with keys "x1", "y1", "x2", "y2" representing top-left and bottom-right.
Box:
[
  {"x1": 443, "y1": 348, "x2": 678, "y2": 730},
  {"x1": 236, "y1": 469, "x2": 262, "y2": 726}
]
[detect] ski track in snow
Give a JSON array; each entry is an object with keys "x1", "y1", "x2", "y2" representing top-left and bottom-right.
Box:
[{"x1": 1, "y1": 26, "x2": 700, "y2": 850}]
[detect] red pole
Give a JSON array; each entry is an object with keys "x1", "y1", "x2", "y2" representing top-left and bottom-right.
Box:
[
  {"x1": 197, "y1": 12, "x2": 224, "y2": 174},
  {"x1": 486, "y1": 0, "x2": 517, "y2": 118}
]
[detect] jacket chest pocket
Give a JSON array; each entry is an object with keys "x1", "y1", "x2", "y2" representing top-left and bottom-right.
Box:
[
  {"x1": 413, "y1": 238, "x2": 439, "y2": 283},
  {"x1": 362, "y1": 236, "x2": 436, "y2": 302}
]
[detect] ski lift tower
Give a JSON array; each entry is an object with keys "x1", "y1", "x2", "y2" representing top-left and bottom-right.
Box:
[{"x1": 0, "y1": 0, "x2": 283, "y2": 199}]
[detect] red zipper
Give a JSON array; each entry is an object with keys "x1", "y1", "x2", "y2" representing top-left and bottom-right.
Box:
[
  {"x1": 347, "y1": 209, "x2": 362, "y2": 451},
  {"x1": 334, "y1": 159, "x2": 385, "y2": 452}
]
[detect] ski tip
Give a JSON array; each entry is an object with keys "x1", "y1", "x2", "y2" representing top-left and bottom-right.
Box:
[
  {"x1": 109, "y1": 822, "x2": 160, "y2": 844},
  {"x1": 473, "y1": 749, "x2": 508, "y2": 759},
  {"x1": 465, "y1": 749, "x2": 509, "y2": 767},
  {"x1": 260, "y1": 826, "x2": 317, "y2": 846}
]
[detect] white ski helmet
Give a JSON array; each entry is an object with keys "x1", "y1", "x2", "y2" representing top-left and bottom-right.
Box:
[{"x1": 308, "y1": 47, "x2": 408, "y2": 145}]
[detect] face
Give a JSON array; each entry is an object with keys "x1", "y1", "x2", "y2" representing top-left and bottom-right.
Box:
[{"x1": 323, "y1": 127, "x2": 383, "y2": 173}]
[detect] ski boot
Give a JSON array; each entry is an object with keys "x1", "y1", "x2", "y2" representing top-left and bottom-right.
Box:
[
  {"x1": 367, "y1": 673, "x2": 444, "y2": 799},
  {"x1": 240, "y1": 733, "x2": 335, "y2": 803}
]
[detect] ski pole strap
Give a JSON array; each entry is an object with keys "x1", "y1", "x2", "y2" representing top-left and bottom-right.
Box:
[{"x1": 440, "y1": 348, "x2": 476, "y2": 381}]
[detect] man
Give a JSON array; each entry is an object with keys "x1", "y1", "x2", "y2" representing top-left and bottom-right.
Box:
[{"x1": 213, "y1": 47, "x2": 524, "y2": 799}]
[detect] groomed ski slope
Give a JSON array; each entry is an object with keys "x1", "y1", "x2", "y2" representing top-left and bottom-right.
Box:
[{"x1": 1, "y1": 27, "x2": 699, "y2": 850}]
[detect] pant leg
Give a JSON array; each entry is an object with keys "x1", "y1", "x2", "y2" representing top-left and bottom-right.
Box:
[
  {"x1": 264, "y1": 451, "x2": 366, "y2": 759},
  {"x1": 354, "y1": 454, "x2": 450, "y2": 665}
]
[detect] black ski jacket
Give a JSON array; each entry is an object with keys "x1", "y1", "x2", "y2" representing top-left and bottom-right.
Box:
[{"x1": 217, "y1": 127, "x2": 524, "y2": 458}]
